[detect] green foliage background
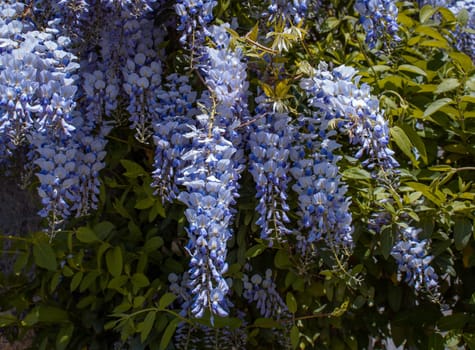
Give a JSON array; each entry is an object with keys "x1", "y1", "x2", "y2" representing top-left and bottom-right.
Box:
[{"x1": 1, "y1": 1, "x2": 475, "y2": 349}]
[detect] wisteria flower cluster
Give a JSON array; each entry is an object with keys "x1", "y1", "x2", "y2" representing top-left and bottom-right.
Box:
[
  {"x1": 391, "y1": 226, "x2": 440, "y2": 296},
  {"x1": 248, "y1": 95, "x2": 294, "y2": 242},
  {"x1": 301, "y1": 63, "x2": 399, "y2": 172},
  {"x1": 242, "y1": 268, "x2": 289, "y2": 319},
  {"x1": 1, "y1": 2, "x2": 456, "y2": 341},
  {"x1": 0, "y1": 2, "x2": 82, "y2": 224},
  {"x1": 172, "y1": 24, "x2": 248, "y2": 319},
  {"x1": 175, "y1": 0, "x2": 217, "y2": 47},
  {"x1": 264, "y1": 0, "x2": 309, "y2": 25},
  {"x1": 354, "y1": 0, "x2": 401, "y2": 49}
]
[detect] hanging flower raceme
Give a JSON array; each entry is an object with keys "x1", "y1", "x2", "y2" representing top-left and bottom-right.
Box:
[
  {"x1": 290, "y1": 114, "x2": 353, "y2": 256},
  {"x1": 121, "y1": 16, "x2": 163, "y2": 142},
  {"x1": 248, "y1": 94, "x2": 294, "y2": 242},
  {"x1": 177, "y1": 126, "x2": 237, "y2": 319},
  {"x1": 175, "y1": 0, "x2": 217, "y2": 47},
  {"x1": 265, "y1": 0, "x2": 309, "y2": 25},
  {"x1": 391, "y1": 226, "x2": 440, "y2": 297},
  {"x1": 242, "y1": 268, "x2": 289, "y2": 319},
  {"x1": 301, "y1": 63, "x2": 399, "y2": 173},
  {"x1": 354, "y1": 0, "x2": 400, "y2": 49},
  {"x1": 176, "y1": 24, "x2": 248, "y2": 319},
  {"x1": 152, "y1": 73, "x2": 198, "y2": 202},
  {"x1": 0, "y1": 2, "x2": 82, "y2": 227}
]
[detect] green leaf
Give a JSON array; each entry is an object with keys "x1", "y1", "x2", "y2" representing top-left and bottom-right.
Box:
[
  {"x1": 245, "y1": 243, "x2": 266, "y2": 258},
  {"x1": 37, "y1": 306, "x2": 69, "y2": 323},
  {"x1": 428, "y1": 165, "x2": 453, "y2": 172},
  {"x1": 113, "y1": 198, "x2": 131, "y2": 219},
  {"x1": 424, "y1": 98, "x2": 453, "y2": 118},
  {"x1": 290, "y1": 325, "x2": 300, "y2": 349},
  {"x1": 33, "y1": 241, "x2": 57, "y2": 271},
  {"x1": 454, "y1": 218, "x2": 473, "y2": 250},
  {"x1": 435, "y1": 78, "x2": 460, "y2": 95},
  {"x1": 275, "y1": 79, "x2": 291, "y2": 99},
  {"x1": 438, "y1": 313, "x2": 469, "y2": 331},
  {"x1": 152, "y1": 200, "x2": 166, "y2": 219},
  {"x1": 212, "y1": 317, "x2": 242, "y2": 329},
  {"x1": 106, "y1": 246, "x2": 123, "y2": 278},
  {"x1": 460, "y1": 95, "x2": 475, "y2": 104},
  {"x1": 406, "y1": 182, "x2": 445, "y2": 206},
  {"x1": 428, "y1": 333, "x2": 445, "y2": 350},
  {"x1": 13, "y1": 251, "x2": 29, "y2": 274},
  {"x1": 76, "y1": 227, "x2": 99, "y2": 243},
  {"x1": 77, "y1": 296, "x2": 96, "y2": 309},
  {"x1": 399, "y1": 123, "x2": 428, "y2": 165},
  {"x1": 463, "y1": 333, "x2": 475, "y2": 350},
  {"x1": 380, "y1": 226, "x2": 395, "y2": 260},
  {"x1": 420, "y1": 5, "x2": 437, "y2": 24},
  {"x1": 79, "y1": 270, "x2": 100, "y2": 292},
  {"x1": 120, "y1": 159, "x2": 146, "y2": 178},
  {"x1": 246, "y1": 22, "x2": 259, "y2": 42},
  {"x1": 274, "y1": 249, "x2": 292, "y2": 269},
  {"x1": 93, "y1": 221, "x2": 115, "y2": 240},
  {"x1": 372, "y1": 65, "x2": 391, "y2": 72},
  {"x1": 457, "y1": 8, "x2": 469, "y2": 25},
  {"x1": 286, "y1": 292, "x2": 298, "y2": 314},
  {"x1": 259, "y1": 82, "x2": 274, "y2": 98},
  {"x1": 70, "y1": 271, "x2": 83, "y2": 292},
  {"x1": 22, "y1": 308, "x2": 39, "y2": 326},
  {"x1": 321, "y1": 17, "x2": 340, "y2": 33},
  {"x1": 56, "y1": 323, "x2": 74, "y2": 350},
  {"x1": 158, "y1": 293, "x2": 177, "y2": 310},
  {"x1": 438, "y1": 7, "x2": 456, "y2": 22},
  {"x1": 449, "y1": 52, "x2": 474, "y2": 72},
  {"x1": 391, "y1": 126, "x2": 418, "y2": 165},
  {"x1": 131, "y1": 273, "x2": 150, "y2": 289},
  {"x1": 415, "y1": 25, "x2": 447, "y2": 42},
  {"x1": 388, "y1": 284, "x2": 402, "y2": 312},
  {"x1": 159, "y1": 318, "x2": 179, "y2": 350},
  {"x1": 0, "y1": 313, "x2": 17, "y2": 327},
  {"x1": 107, "y1": 276, "x2": 129, "y2": 290},
  {"x1": 342, "y1": 167, "x2": 371, "y2": 180},
  {"x1": 390, "y1": 323, "x2": 406, "y2": 347},
  {"x1": 139, "y1": 311, "x2": 156, "y2": 343},
  {"x1": 398, "y1": 64, "x2": 427, "y2": 77},
  {"x1": 331, "y1": 299, "x2": 349, "y2": 317},
  {"x1": 144, "y1": 236, "x2": 164, "y2": 253},
  {"x1": 135, "y1": 197, "x2": 155, "y2": 210},
  {"x1": 253, "y1": 318, "x2": 282, "y2": 328}
]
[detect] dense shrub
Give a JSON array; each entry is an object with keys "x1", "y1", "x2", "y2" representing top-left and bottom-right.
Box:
[{"x1": 0, "y1": 0, "x2": 474, "y2": 349}]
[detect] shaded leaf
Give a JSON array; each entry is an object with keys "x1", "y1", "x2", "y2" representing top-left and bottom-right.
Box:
[
  {"x1": 158, "y1": 293, "x2": 177, "y2": 310},
  {"x1": 139, "y1": 311, "x2": 156, "y2": 343},
  {"x1": 106, "y1": 246, "x2": 123, "y2": 278},
  {"x1": 454, "y1": 218, "x2": 473, "y2": 250},
  {"x1": 33, "y1": 241, "x2": 57, "y2": 271},
  {"x1": 290, "y1": 325, "x2": 300, "y2": 350},
  {"x1": 56, "y1": 323, "x2": 74, "y2": 350},
  {"x1": 120, "y1": 159, "x2": 146, "y2": 178},
  {"x1": 159, "y1": 318, "x2": 179, "y2": 350},
  {"x1": 76, "y1": 227, "x2": 99, "y2": 243},
  {"x1": 286, "y1": 292, "x2": 297, "y2": 314},
  {"x1": 131, "y1": 273, "x2": 150, "y2": 289}
]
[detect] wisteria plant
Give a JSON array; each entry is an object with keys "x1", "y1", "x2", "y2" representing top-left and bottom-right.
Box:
[{"x1": 0, "y1": 0, "x2": 474, "y2": 349}]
